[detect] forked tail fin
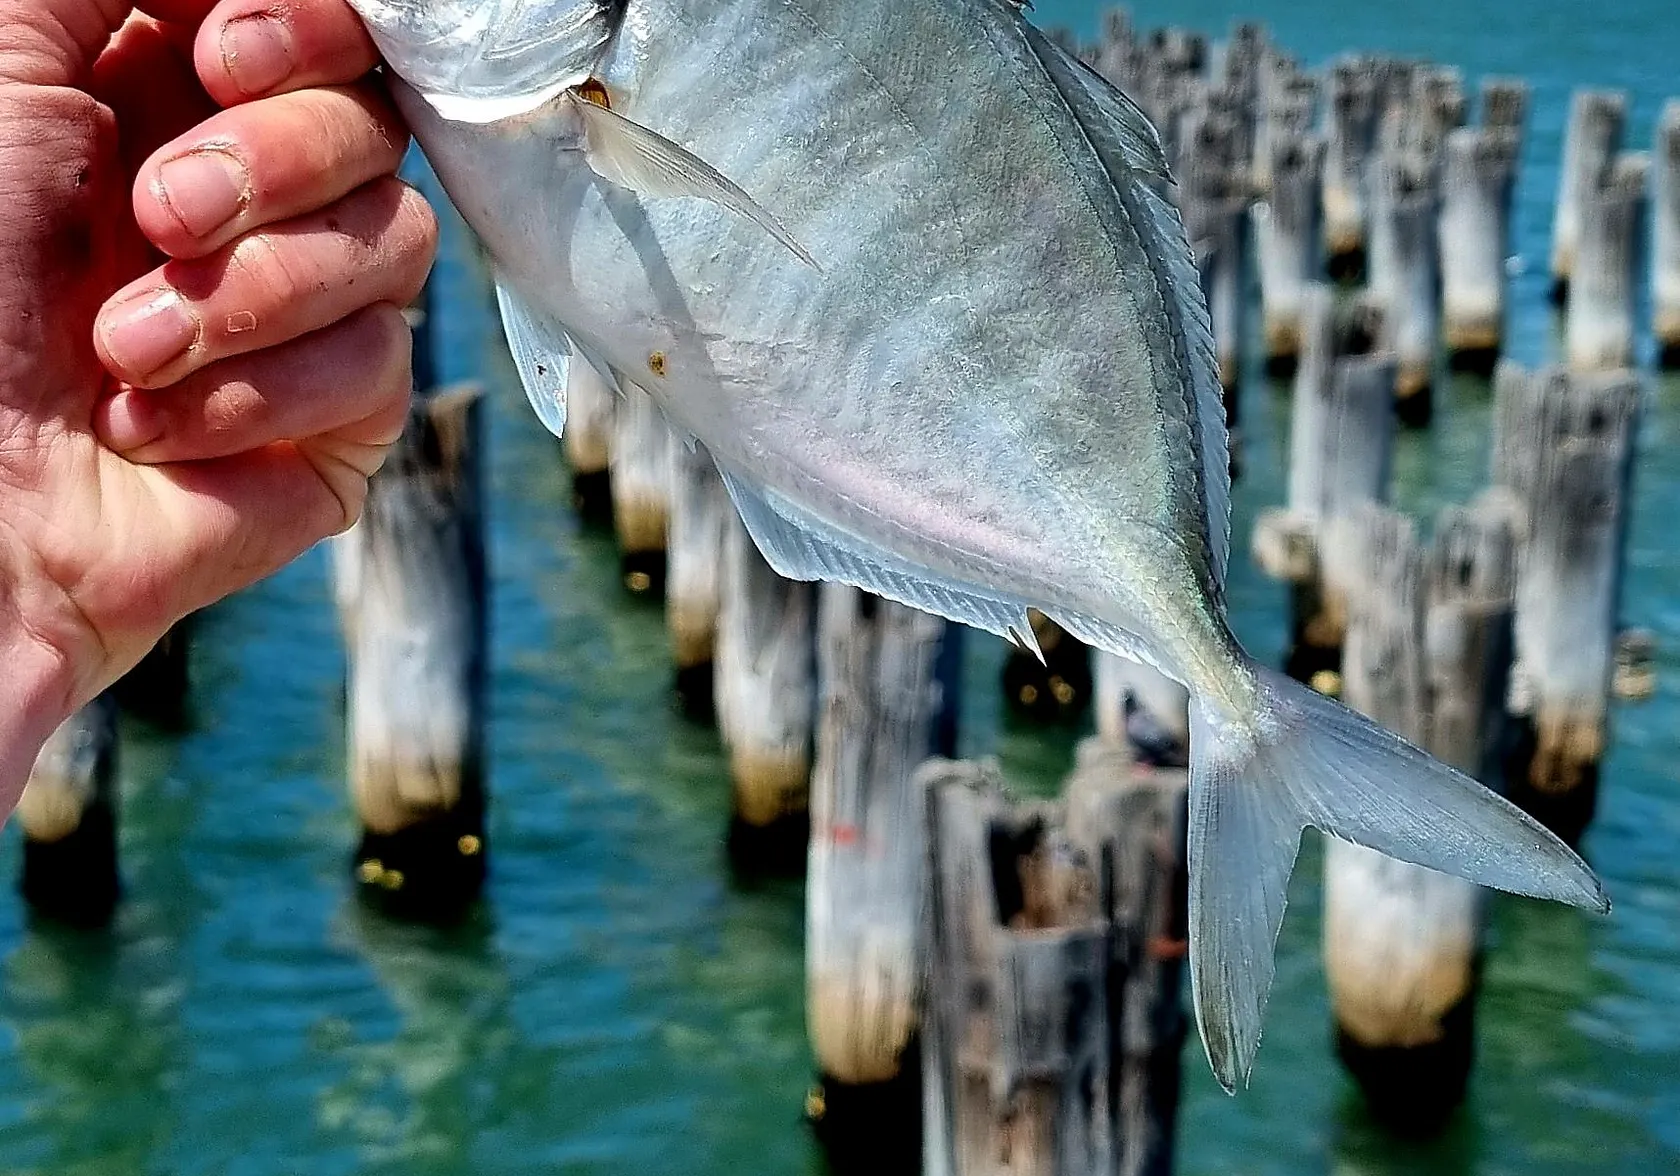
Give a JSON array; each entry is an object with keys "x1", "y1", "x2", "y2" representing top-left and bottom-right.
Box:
[{"x1": 1187, "y1": 662, "x2": 1608, "y2": 1091}]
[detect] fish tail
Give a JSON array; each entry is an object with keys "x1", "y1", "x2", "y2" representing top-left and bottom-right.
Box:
[{"x1": 1186, "y1": 661, "x2": 1608, "y2": 1093}]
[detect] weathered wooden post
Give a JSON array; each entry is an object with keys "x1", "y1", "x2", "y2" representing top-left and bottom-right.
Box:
[
  {"x1": 609, "y1": 382, "x2": 673, "y2": 596},
  {"x1": 1324, "y1": 501, "x2": 1517, "y2": 1129},
  {"x1": 1479, "y1": 78, "x2": 1529, "y2": 134},
  {"x1": 1368, "y1": 149, "x2": 1441, "y2": 424},
  {"x1": 1064, "y1": 740, "x2": 1188, "y2": 1176},
  {"x1": 1253, "y1": 285, "x2": 1397, "y2": 684},
  {"x1": 15, "y1": 695, "x2": 120, "y2": 928},
  {"x1": 1440, "y1": 127, "x2": 1520, "y2": 374},
  {"x1": 922, "y1": 762, "x2": 1111, "y2": 1176},
  {"x1": 1178, "y1": 98, "x2": 1252, "y2": 402},
  {"x1": 665, "y1": 443, "x2": 730, "y2": 719},
  {"x1": 1492, "y1": 364, "x2": 1640, "y2": 842},
  {"x1": 805, "y1": 587, "x2": 960, "y2": 1162},
  {"x1": 1657, "y1": 100, "x2": 1680, "y2": 368},
  {"x1": 340, "y1": 384, "x2": 488, "y2": 920},
  {"x1": 715, "y1": 513, "x2": 816, "y2": 870},
  {"x1": 922, "y1": 736, "x2": 1187, "y2": 1176},
  {"x1": 1254, "y1": 132, "x2": 1326, "y2": 376},
  {"x1": 564, "y1": 358, "x2": 616, "y2": 524},
  {"x1": 1567, "y1": 154, "x2": 1647, "y2": 372},
  {"x1": 1550, "y1": 89, "x2": 1628, "y2": 304},
  {"x1": 1323, "y1": 57, "x2": 1379, "y2": 279}
]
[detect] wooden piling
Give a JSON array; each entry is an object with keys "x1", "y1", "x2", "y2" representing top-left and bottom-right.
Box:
[
  {"x1": 1550, "y1": 90, "x2": 1628, "y2": 304},
  {"x1": 1254, "y1": 285, "x2": 1397, "y2": 683},
  {"x1": 15, "y1": 695, "x2": 120, "y2": 928},
  {"x1": 1323, "y1": 57, "x2": 1379, "y2": 279},
  {"x1": 1368, "y1": 149, "x2": 1441, "y2": 424},
  {"x1": 342, "y1": 385, "x2": 488, "y2": 920},
  {"x1": 1567, "y1": 154, "x2": 1647, "y2": 372},
  {"x1": 1064, "y1": 740, "x2": 1189, "y2": 1176},
  {"x1": 1178, "y1": 98, "x2": 1252, "y2": 401},
  {"x1": 1325, "y1": 501, "x2": 1517, "y2": 1129},
  {"x1": 922, "y1": 762, "x2": 1110, "y2": 1176},
  {"x1": 665, "y1": 443, "x2": 730, "y2": 719},
  {"x1": 922, "y1": 738, "x2": 1188, "y2": 1176},
  {"x1": 1492, "y1": 364, "x2": 1640, "y2": 842},
  {"x1": 806, "y1": 588, "x2": 957, "y2": 1164},
  {"x1": 1657, "y1": 100, "x2": 1680, "y2": 368},
  {"x1": 1478, "y1": 78, "x2": 1529, "y2": 134},
  {"x1": 113, "y1": 617, "x2": 191, "y2": 729},
  {"x1": 564, "y1": 356, "x2": 616, "y2": 524},
  {"x1": 715, "y1": 513, "x2": 816, "y2": 870},
  {"x1": 609, "y1": 382, "x2": 673, "y2": 596},
  {"x1": 1440, "y1": 128, "x2": 1520, "y2": 373},
  {"x1": 1254, "y1": 132, "x2": 1326, "y2": 375}
]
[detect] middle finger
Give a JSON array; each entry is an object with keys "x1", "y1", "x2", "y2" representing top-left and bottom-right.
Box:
[
  {"x1": 134, "y1": 80, "x2": 408, "y2": 259},
  {"x1": 95, "y1": 176, "x2": 437, "y2": 389}
]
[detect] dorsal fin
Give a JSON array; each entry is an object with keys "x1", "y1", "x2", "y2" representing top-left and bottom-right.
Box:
[{"x1": 1023, "y1": 24, "x2": 1232, "y2": 592}]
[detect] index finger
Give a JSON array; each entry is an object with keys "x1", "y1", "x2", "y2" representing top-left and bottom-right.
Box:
[{"x1": 194, "y1": 0, "x2": 379, "y2": 105}]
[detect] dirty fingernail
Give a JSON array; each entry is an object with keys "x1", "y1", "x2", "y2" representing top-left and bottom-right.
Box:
[
  {"x1": 100, "y1": 289, "x2": 198, "y2": 381},
  {"x1": 98, "y1": 391, "x2": 165, "y2": 456},
  {"x1": 156, "y1": 151, "x2": 248, "y2": 239},
  {"x1": 220, "y1": 13, "x2": 294, "y2": 96}
]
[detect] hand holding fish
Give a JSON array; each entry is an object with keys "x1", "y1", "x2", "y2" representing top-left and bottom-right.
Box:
[{"x1": 0, "y1": 0, "x2": 437, "y2": 809}]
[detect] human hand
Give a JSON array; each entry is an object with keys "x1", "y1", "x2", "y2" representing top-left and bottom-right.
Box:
[{"x1": 0, "y1": 0, "x2": 436, "y2": 805}]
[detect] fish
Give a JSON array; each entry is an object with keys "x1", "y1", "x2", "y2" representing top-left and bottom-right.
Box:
[{"x1": 346, "y1": 0, "x2": 1609, "y2": 1089}]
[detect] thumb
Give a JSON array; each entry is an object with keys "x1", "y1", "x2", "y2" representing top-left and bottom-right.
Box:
[{"x1": 0, "y1": 0, "x2": 135, "y2": 85}]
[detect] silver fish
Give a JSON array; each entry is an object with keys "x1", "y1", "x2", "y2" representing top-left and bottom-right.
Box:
[{"x1": 349, "y1": 0, "x2": 1608, "y2": 1089}]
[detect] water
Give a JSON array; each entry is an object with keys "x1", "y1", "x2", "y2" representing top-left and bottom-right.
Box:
[{"x1": 1, "y1": 3, "x2": 1677, "y2": 1172}]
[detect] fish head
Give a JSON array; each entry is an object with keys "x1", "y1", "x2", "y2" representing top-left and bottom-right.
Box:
[{"x1": 347, "y1": 0, "x2": 626, "y2": 122}]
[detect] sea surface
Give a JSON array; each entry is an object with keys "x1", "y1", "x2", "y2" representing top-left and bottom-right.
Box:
[{"x1": 1, "y1": 2, "x2": 1677, "y2": 1173}]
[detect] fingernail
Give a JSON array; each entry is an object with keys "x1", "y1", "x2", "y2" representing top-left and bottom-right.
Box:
[
  {"x1": 220, "y1": 13, "x2": 294, "y2": 96},
  {"x1": 100, "y1": 289, "x2": 199, "y2": 380},
  {"x1": 99, "y1": 391, "x2": 165, "y2": 456},
  {"x1": 156, "y1": 150, "x2": 248, "y2": 239}
]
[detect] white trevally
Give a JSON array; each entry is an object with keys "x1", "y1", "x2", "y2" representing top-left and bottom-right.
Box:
[{"x1": 348, "y1": 0, "x2": 1608, "y2": 1090}]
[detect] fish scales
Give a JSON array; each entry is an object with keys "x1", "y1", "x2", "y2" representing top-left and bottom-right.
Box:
[{"x1": 352, "y1": 0, "x2": 1610, "y2": 1092}]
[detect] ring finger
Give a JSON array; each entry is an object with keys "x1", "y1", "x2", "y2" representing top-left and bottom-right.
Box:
[{"x1": 95, "y1": 175, "x2": 437, "y2": 389}]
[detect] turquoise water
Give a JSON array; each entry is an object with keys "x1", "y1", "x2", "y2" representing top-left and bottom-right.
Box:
[{"x1": 2, "y1": 4, "x2": 1677, "y2": 1173}]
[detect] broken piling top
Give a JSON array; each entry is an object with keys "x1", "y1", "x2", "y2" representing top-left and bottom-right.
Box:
[
  {"x1": 1568, "y1": 153, "x2": 1649, "y2": 372},
  {"x1": 1479, "y1": 77, "x2": 1531, "y2": 134},
  {"x1": 1551, "y1": 88, "x2": 1629, "y2": 298},
  {"x1": 1653, "y1": 100, "x2": 1680, "y2": 364},
  {"x1": 1440, "y1": 126, "x2": 1521, "y2": 362}
]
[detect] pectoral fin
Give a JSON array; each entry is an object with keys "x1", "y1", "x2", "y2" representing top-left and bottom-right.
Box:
[{"x1": 566, "y1": 91, "x2": 819, "y2": 270}]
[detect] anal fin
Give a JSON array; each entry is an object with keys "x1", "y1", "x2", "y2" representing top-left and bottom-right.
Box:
[
  {"x1": 494, "y1": 279, "x2": 571, "y2": 438},
  {"x1": 717, "y1": 466, "x2": 1040, "y2": 652}
]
